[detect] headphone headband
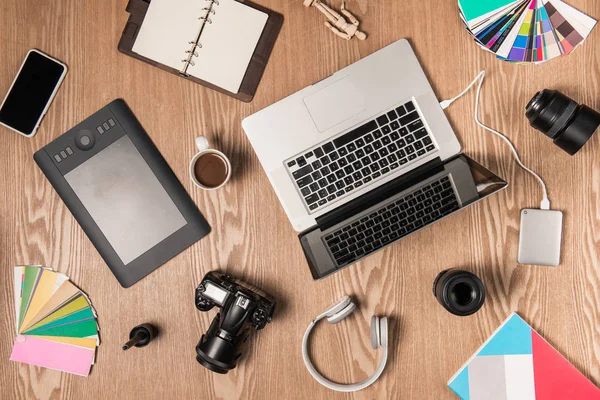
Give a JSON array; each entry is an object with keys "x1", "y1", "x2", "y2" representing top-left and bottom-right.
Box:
[{"x1": 302, "y1": 298, "x2": 389, "y2": 392}]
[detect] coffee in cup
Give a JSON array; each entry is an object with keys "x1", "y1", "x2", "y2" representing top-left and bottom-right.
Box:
[{"x1": 189, "y1": 136, "x2": 232, "y2": 190}]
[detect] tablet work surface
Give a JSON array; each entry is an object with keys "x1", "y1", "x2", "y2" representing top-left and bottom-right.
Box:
[{"x1": 64, "y1": 135, "x2": 187, "y2": 265}]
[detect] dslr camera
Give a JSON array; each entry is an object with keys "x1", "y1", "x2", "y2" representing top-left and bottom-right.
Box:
[{"x1": 195, "y1": 271, "x2": 275, "y2": 374}]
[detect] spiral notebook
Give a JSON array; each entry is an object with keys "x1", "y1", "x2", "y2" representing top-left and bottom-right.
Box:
[{"x1": 130, "y1": 0, "x2": 269, "y2": 94}]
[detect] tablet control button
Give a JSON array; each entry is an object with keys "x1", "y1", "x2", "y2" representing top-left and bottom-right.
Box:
[
  {"x1": 96, "y1": 126, "x2": 104, "y2": 134},
  {"x1": 60, "y1": 150, "x2": 67, "y2": 159},
  {"x1": 66, "y1": 147, "x2": 73, "y2": 155},
  {"x1": 75, "y1": 129, "x2": 96, "y2": 151},
  {"x1": 54, "y1": 154, "x2": 62, "y2": 163},
  {"x1": 108, "y1": 118, "x2": 115, "y2": 127}
]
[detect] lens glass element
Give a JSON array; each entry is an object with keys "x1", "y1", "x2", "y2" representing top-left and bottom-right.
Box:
[{"x1": 450, "y1": 282, "x2": 475, "y2": 306}]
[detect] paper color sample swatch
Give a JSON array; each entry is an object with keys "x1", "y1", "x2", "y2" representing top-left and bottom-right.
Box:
[
  {"x1": 448, "y1": 313, "x2": 600, "y2": 399},
  {"x1": 458, "y1": 0, "x2": 596, "y2": 64},
  {"x1": 11, "y1": 336, "x2": 96, "y2": 377},
  {"x1": 9, "y1": 266, "x2": 99, "y2": 376}
]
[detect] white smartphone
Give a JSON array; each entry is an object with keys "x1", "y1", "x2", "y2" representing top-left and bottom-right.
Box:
[{"x1": 0, "y1": 49, "x2": 67, "y2": 137}]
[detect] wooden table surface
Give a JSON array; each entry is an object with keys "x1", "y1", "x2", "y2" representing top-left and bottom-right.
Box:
[{"x1": 1, "y1": 0, "x2": 600, "y2": 399}]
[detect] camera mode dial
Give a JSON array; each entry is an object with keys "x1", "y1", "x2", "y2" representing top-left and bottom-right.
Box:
[{"x1": 251, "y1": 309, "x2": 268, "y2": 329}]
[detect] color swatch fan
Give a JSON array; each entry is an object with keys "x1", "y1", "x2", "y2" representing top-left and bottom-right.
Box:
[
  {"x1": 448, "y1": 312, "x2": 600, "y2": 399},
  {"x1": 458, "y1": 0, "x2": 597, "y2": 63},
  {"x1": 10, "y1": 266, "x2": 99, "y2": 376}
]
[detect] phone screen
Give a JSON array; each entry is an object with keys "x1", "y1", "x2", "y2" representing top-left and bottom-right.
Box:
[{"x1": 0, "y1": 51, "x2": 65, "y2": 136}]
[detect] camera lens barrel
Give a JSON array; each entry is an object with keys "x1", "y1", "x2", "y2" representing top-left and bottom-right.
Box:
[
  {"x1": 196, "y1": 335, "x2": 237, "y2": 374},
  {"x1": 433, "y1": 269, "x2": 486, "y2": 316},
  {"x1": 526, "y1": 90, "x2": 575, "y2": 139},
  {"x1": 526, "y1": 89, "x2": 600, "y2": 155},
  {"x1": 555, "y1": 105, "x2": 600, "y2": 155}
]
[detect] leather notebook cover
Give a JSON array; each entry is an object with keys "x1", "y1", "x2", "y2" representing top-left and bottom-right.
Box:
[{"x1": 118, "y1": 0, "x2": 283, "y2": 102}]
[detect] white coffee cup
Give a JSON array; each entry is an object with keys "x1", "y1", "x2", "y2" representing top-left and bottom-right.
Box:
[{"x1": 189, "y1": 136, "x2": 232, "y2": 190}]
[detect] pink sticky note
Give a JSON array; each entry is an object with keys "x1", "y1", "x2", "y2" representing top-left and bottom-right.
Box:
[{"x1": 10, "y1": 335, "x2": 95, "y2": 376}]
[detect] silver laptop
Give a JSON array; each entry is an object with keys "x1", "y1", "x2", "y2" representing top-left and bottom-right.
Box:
[{"x1": 243, "y1": 39, "x2": 507, "y2": 279}]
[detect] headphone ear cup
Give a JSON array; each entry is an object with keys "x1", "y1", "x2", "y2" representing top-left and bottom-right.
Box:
[
  {"x1": 322, "y1": 296, "x2": 352, "y2": 319},
  {"x1": 370, "y1": 316, "x2": 381, "y2": 349},
  {"x1": 326, "y1": 302, "x2": 356, "y2": 324},
  {"x1": 379, "y1": 317, "x2": 388, "y2": 347}
]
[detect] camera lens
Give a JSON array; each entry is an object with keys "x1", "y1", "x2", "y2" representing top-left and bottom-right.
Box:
[
  {"x1": 433, "y1": 269, "x2": 485, "y2": 316},
  {"x1": 196, "y1": 335, "x2": 237, "y2": 374},
  {"x1": 526, "y1": 89, "x2": 600, "y2": 155}
]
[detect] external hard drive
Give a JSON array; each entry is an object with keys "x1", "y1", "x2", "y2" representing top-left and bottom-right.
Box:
[{"x1": 518, "y1": 209, "x2": 563, "y2": 267}]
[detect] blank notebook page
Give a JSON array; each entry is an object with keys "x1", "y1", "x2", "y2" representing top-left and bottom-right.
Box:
[
  {"x1": 187, "y1": 0, "x2": 268, "y2": 93},
  {"x1": 132, "y1": 0, "x2": 200, "y2": 71}
]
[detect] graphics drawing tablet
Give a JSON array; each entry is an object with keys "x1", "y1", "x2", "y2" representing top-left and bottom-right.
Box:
[{"x1": 34, "y1": 99, "x2": 211, "y2": 287}]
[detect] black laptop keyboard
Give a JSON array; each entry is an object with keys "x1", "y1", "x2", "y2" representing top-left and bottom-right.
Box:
[
  {"x1": 285, "y1": 101, "x2": 436, "y2": 213},
  {"x1": 324, "y1": 176, "x2": 459, "y2": 267}
]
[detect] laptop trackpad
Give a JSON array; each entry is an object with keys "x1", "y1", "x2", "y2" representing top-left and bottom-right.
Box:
[{"x1": 303, "y1": 77, "x2": 366, "y2": 132}]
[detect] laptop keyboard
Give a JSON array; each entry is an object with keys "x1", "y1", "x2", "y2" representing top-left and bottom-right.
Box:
[
  {"x1": 324, "y1": 176, "x2": 459, "y2": 267},
  {"x1": 285, "y1": 101, "x2": 436, "y2": 213}
]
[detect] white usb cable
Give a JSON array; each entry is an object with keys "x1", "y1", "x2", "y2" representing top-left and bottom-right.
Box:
[{"x1": 440, "y1": 71, "x2": 550, "y2": 210}]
